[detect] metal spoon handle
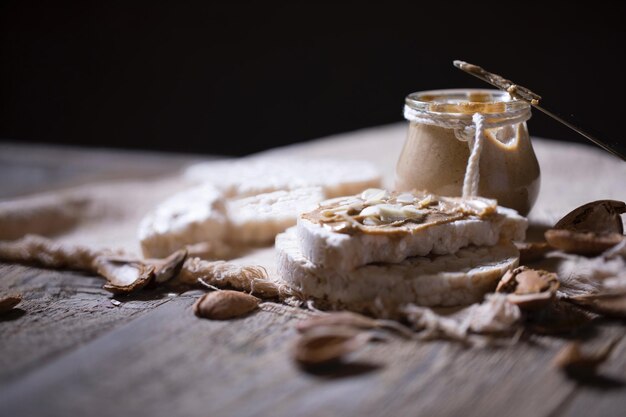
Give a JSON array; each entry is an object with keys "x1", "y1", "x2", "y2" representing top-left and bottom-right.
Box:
[
  {"x1": 532, "y1": 105, "x2": 625, "y2": 161},
  {"x1": 453, "y1": 60, "x2": 625, "y2": 161}
]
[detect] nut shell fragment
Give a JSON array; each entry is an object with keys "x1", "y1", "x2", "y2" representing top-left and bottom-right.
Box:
[
  {"x1": 552, "y1": 340, "x2": 617, "y2": 374},
  {"x1": 515, "y1": 241, "x2": 551, "y2": 264},
  {"x1": 151, "y1": 249, "x2": 187, "y2": 283},
  {"x1": 0, "y1": 294, "x2": 22, "y2": 314},
  {"x1": 293, "y1": 325, "x2": 370, "y2": 366},
  {"x1": 95, "y1": 257, "x2": 155, "y2": 294},
  {"x1": 296, "y1": 311, "x2": 414, "y2": 339},
  {"x1": 545, "y1": 229, "x2": 624, "y2": 256},
  {"x1": 497, "y1": 266, "x2": 559, "y2": 310},
  {"x1": 193, "y1": 290, "x2": 259, "y2": 320},
  {"x1": 567, "y1": 291, "x2": 626, "y2": 319},
  {"x1": 555, "y1": 200, "x2": 625, "y2": 234}
]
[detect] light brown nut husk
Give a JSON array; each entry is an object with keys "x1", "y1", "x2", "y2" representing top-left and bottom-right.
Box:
[
  {"x1": 296, "y1": 311, "x2": 414, "y2": 339},
  {"x1": 567, "y1": 291, "x2": 626, "y2": 318},
  {"x1": 193, "y1": 290, "x2": 259, "y2": 320},
  {"x1": 0, "y1": 294, "x2": 22, "y2": 314},
  {"x1": 151, "y1": 249, "x2": 187, "y2": 283},
  {"x1": 496, "y1": 266, "x2": 559, "y2": 310},
  {"x1": 545, "y1": 229, "x2": 624, "y2": 256},
  {"x1": 95, "y1": 257, "x2": 155, "y2": 294},
  {"x1": 515, "y1": 241, "x2": 552, "y2": 264},
  {"x1": 552, "y1": 339, "x2": 617, "y2": 374},
  {"x1": 293, "y1": 325, "x2": 370, "y2": 366},
  {"x1": 554, "y1": 200, "x2": 625, "y2": 234}
]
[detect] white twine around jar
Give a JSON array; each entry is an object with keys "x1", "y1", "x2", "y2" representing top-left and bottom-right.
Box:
[{"x1": 403, "y1": 104, "x2": 531, "y2": 198}]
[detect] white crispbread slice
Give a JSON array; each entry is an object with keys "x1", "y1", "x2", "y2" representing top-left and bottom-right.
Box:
[
  {"x1": 276, "y1": 227, "x2": 519, "y2": 314},
  {"x1": 298, "y1": 204, "x2": 527, "y2": 271},
  {"x1": 183, "y1": 158, "x2": 382, "y2": 198},
  {"x1": 226, "y1": 187, "x2": 325, "y2": 245},
  {"x1": 139, "y1": 185, "x2": 326, "y2": 256},
  {"x1": 138, "y1": 183, "x2": 227, "y2": 258}
]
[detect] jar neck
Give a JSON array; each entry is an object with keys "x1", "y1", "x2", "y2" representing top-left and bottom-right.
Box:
[
  {"x1": 403, "y1": 103, "x2": 531, "y2": 131},
  {"x1": 404, "y1": 88, "x2": 531, "y2": 129}
]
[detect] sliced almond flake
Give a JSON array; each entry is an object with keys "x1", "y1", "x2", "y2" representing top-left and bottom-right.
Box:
[
  {"x1": 359, "y1": 205, "x2": 381, "y2": 218},
  {"x1": 360, "y1": 188, "x2": 388, "y2": 203},
  {"x1": 401, "y1": 205, "x2": 426, "y2": 220},
  {"x1": 377, "y1": 204, "x2": 406, "y2": 222},
  {"x1": 395, "y1": 193, "x2": 415, "y2": 204}
]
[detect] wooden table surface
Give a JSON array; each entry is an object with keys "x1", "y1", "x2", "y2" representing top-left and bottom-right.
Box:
[{"x1": 1, "y1": 125, "x2": 625, "y2": 417}]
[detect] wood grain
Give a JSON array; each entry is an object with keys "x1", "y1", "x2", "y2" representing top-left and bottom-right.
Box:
[
  {"x1": 1, "y1": 129, "x2": 625, "y2": 417},
  {"x1": 0, "y1": 263, "x2": 170, "y2": 385},
  {"x1": 2, "y1": 293, "x2": 624, "y2": 417}
]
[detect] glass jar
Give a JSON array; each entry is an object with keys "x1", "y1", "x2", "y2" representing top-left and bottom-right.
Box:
[{"x1": 396, "y1": 89, "x2": 540, "y2": 215}]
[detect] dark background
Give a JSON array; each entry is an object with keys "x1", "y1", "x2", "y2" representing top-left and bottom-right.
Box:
[{"x1": 1, "y1": 2, "x2": 625, "y2": 156}]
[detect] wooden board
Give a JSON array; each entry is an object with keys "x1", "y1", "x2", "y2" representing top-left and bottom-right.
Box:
[{"x1": 1, "y1": 125, "x2": 625, "y2": 417}]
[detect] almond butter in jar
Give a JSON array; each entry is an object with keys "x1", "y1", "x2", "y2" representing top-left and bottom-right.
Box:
[{"x1": 396, "y1": 89, "x2": 540, "y2": 215}]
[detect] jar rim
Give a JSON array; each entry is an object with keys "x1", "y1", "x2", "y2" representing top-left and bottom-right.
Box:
[{"x1": 405, "y1": 88, "x2": 530, "y2": 116}]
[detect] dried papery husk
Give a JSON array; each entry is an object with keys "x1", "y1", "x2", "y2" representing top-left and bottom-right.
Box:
[
  {"x1": 95, "y1": 257, "x2": 155, "y2": 294},
  {"x1": 0, "y1": 294, "x2": 22, "y2": 314},
  {"x1": 545, "y1": 229, "x2": 624, "y2": 257},
  {"x1": 462, "y1": 293, "x2": 522, "y2": 333},
  {"x1": 555, "y1": 254, "x2": 624, "y2": 298},
  {"x1": 515, "y1": 241, "x2": 552, "y2": 264},
  {"x1": 293, "y1": 325, "x2": 371, "y2": 366},
  {"x1": 150, "y1": 249, "x2": 188, "y2": 283},
  {"x1": 0, "y1": 235, "x2": 186, "y2": 294},
  {"x1": 555, "y1": 200, "x2": 625, "y2": 234},
  {"x1": 0, "y1": 234, "x2": 102, "y2": 271},
  {"x1": 566, "y1": 291, "x2": 626, "y2": 319},
  {"x1": 193, "y1": 290, "x2": 259, "y2": 320},
  {"x1": 296, "y1": 311, "x2": 414, "y2": 339},
  {"x1": 179, "y1": 257, "x2": 299, "y2": 300},
  {"x1": 496, "y1": 266, "x2": 559, "y2": 310},
  {"x1": 552, "y1": 339, "x2": 618, "y2": 374},
  {"x1": 401, "y1": 304, "x2": 469, "y2": 342},
  {"x1": 603, "y1": 238, "x2": 626, "y2": 260},
  {"x1": 603, "y1": 274, "x2": 626, "y2": 291}
]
